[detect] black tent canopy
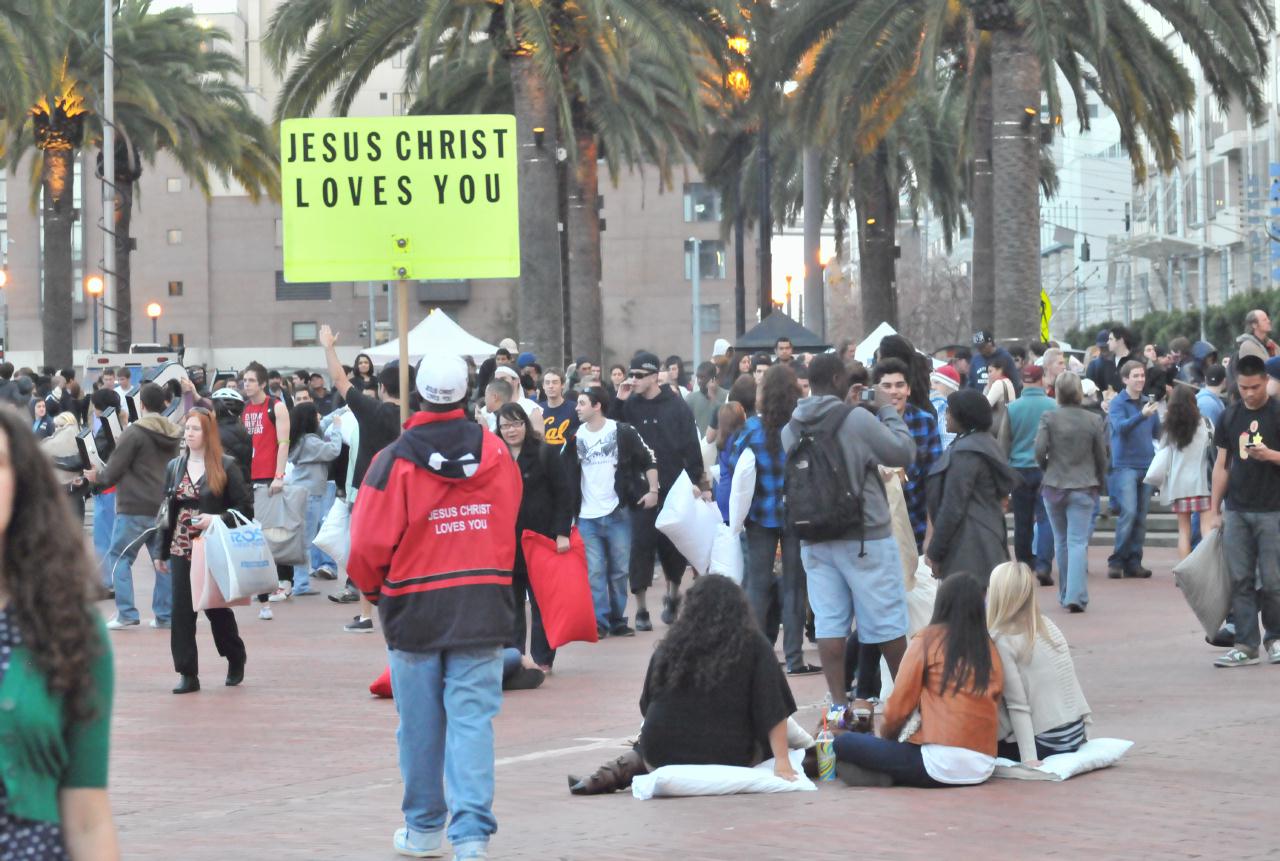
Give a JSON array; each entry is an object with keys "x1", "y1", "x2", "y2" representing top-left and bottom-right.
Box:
[{"x1": 735, "y1": 313, "x2": 830, "y2": 354}]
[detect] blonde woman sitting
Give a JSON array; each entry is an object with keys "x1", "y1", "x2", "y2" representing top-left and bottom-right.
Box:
[{"x1": 987, "y1": 562, "x2": 1092, "y2": 765}]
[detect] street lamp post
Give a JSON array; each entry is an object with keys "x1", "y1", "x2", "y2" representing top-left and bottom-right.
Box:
[
  {"x1": 85, "y1": 275, "x2": 104, "y2": 353},
  {"x1": 689, "y1": 237, "x2": 702, "y2": 369},
  {"x1": 146, "y1": 301, "x2": 162, "y2": 343},
  {"x1": 0, "y1": 269, "x2": 8, "y2": 357},
  {"x1": 784, "y1": 274, "x2": 793, "y2": 318}
]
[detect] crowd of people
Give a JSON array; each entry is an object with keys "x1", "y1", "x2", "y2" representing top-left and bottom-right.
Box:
[{"x1": 8, "y1": 304, "x2": 1279, "y2": 859}]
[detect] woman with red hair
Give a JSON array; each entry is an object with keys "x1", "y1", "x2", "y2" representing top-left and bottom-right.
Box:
[{"x1": 156, "y1": 408, "x2": 252, "y2": 694}]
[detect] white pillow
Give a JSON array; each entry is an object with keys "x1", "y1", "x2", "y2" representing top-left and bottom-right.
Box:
[
  {"x1": 707, "y1": 525, "x2": 743, "y2": 584},
  {"x1": 992, "y1": 738, "x2": 1134, "y2": 781},
  {"x1": 631, "y1": 749, "x2": 816, "y2": 799},
  {"x1": 655, "y1": 472, "x2": 723, "y2": 573}
]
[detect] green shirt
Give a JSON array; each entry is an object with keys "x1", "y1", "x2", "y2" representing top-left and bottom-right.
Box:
[{"x1": 0, "y1": 615, "x2": 113, "y2": 824}]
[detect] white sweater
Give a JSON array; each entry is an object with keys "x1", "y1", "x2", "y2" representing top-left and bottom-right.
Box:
[
  {"x1": 993, "y1": 620, "x2": 1092, "y2": 762},
  {"x1": 1159, "y1": 419, "x2": 1212, "y2": 503}
]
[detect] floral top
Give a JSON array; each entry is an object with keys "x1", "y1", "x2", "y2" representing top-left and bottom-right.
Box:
[
  {"x1": 0, "y1": 609, "x2": 70, "y2": 861},
  {"x1": 168, "y1": 471, "x2": 201, "y2": 559}
]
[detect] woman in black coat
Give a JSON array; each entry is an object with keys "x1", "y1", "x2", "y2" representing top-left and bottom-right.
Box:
[
  {"x1": 497, "y1": 402, "x2": 573, "y2": 672},
  {"x1": 926, "y1": 390, "x2": 1018, "y2": 585},
  {"x1": 156, "y1": 408, "x2": 252, "y2": 694}
]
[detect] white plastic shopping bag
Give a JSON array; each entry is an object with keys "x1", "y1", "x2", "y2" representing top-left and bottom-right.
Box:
[{"x1": 204, "y1": 510, "x2": 279, "y2": 600}]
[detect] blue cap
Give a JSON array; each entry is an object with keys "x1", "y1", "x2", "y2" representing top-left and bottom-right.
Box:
[
  {"x1": 1265, "y1": 356, "x2": 1280, "y2": 381},
  {"x1": 517, "y1": 351, "x2": 537, "y2": 368}
]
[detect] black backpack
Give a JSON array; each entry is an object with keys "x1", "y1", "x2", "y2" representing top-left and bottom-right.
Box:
[{"x1": 784, "y1": 405, "x2": 861, "y2": 541}]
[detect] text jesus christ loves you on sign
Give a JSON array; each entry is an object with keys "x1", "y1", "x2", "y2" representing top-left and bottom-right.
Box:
[{"x1": 280, "y1": 115, "x2": 521, "y2": 284}]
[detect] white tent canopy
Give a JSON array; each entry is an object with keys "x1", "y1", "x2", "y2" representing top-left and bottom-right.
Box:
[
  {"x1": 853, "y1": 322, "x2": 898, "y2": 366},
  {"x1": 366, "y1": 308, "x2": 499, "y2": 365}
]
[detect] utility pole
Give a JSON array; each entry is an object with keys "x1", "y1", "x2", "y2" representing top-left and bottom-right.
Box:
[{"x1": 102, "y1": 0, "x2": 115, "y2": 346}]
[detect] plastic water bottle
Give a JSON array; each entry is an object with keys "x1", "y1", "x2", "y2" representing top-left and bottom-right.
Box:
[{"x1": 815, "y1": 717, "x2": 837, "y2": 782}]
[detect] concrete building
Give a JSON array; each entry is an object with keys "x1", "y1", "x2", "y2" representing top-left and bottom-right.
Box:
[{"x1": 0, "y1": 0, "x2": 761, "y2": 372}]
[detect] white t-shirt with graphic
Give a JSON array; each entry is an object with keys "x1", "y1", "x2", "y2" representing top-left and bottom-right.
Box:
[{"x1": 576, "y1": 419, "x2": 620, "y2": 520}]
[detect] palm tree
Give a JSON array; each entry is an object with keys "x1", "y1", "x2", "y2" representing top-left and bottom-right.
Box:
[
  {"x1": 0, "y1": 0, "x2": 51, "y2": 123},
  {"x1": 5, "y1": 0, "x2": 278, "y2": 366},
  {"x1": 266, "y1": 0, "x2": 722, "y2": 365},
  {"x1": 785, "y1": 0, "x2": 1273, "y2": 342}
]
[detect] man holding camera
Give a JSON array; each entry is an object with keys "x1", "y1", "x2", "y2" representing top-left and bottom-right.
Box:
[{"x1": 1106, "y1": 359, "x2": 1160, "y2": 580}]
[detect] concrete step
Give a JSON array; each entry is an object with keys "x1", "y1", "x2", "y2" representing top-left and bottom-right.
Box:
[{"x1": 1005, "y1": 511, "x2": 1180, "y2": 533}]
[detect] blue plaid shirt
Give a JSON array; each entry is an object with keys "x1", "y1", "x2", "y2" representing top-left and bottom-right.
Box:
[
  {"x1": 729, "y1": 416, "x2": 785, "y2": 529},
  {"x1": 902, "y1": 404, "x2": 942, "y2": 551}
]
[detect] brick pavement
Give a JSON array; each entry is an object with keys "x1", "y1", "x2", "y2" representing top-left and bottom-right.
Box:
[{"x1": 104, "y1": 545, "x2": 1280, "y2": 860}]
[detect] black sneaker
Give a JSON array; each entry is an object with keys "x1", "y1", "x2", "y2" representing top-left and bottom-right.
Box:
[
  {"x1": 1125, "y1": 566, "x2": 1153, "y2": 579},
  {"x1": 1035, "y1": 568, "x2": 1054, "y2": 587},
  {"x1": 328, "y1": 588, "x2": 360, "y2": 604},
  {"x1": 610, "y1": 625, "x2": 636, "y2": 638},
  {"x1": 1107, "y1": 566, "x2": 1124, "y2": 579},
  {"x1": 596, "y1": 625, "x2": 610, "y2": 639},
  {"x1": 344, "y1": 617, "x2": 374, "y2": 633},
  {"x1": 635, "y1": 610, "x2": 653, "y2": 632},
  {"x1": 660, "y1": 595, "x2": 680, "y2": 625}
]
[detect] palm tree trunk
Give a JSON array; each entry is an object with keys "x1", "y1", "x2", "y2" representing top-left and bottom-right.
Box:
[
  {"x1": 40, "y1": 147, "x2": 77, "y2": 369},
  {"x1": 566, "y1": 125, "x2": 602, "y2": 365},
  {"x1": 970, "y1": 68, "x2": 995, "y2": 334},
  {"x1": 854, "y1": 142, "x2": 898, "y2": 333},
  {"x1": 114, "y1": 178, "x2": 134, "y2": 350},
  {"x1": 990, "y1": 29, "x2": 1041, "y2": 343},
  {"x1": 508, "y1": 53, "x2": 565, "y2": 363}
]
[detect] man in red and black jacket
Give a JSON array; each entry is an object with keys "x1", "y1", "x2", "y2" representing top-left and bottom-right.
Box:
[{"x1": 347, "y1": 351, "x2": 521, "y2": 861}]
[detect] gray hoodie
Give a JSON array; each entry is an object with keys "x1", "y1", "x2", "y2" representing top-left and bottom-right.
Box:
[
  {"x1": 287, "y1": 424, "x2": 342, "y2": 496},
  {"x1": 782, "y1": 395, "x2": 916, "y2": 541}
]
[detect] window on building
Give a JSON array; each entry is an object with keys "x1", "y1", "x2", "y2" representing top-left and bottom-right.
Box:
[
  {"x1": 166, "y1": 178, "x2": 182, "y2": 193},
  {"x1": 683, "y1": 183, "x2": 722, "y2": 222},
  {"x1": 391, "y1": 92, "x2": 412, "y2": 115},
  {"x1": 699, "y1": 303, "x2": 721, "y2": 334},
  {"x1": 1184, "y1": 170, "x2": 1201, "y2": 227},
  {"x1": 166, "y1": 229, "x2": 183, "y2": 245},
  {"x1": 683, "y1": 239, "x2": 727, "y2": 280},
  {"x1": 1086, "y1": 102, "x2": 1099, "y2": 120},
  {"x1": 275, "y1": 271, "x2": 332, "y2": 300},
  {"x1": 1209, "y1": 160, "x2": 1227, "y2": 219},
  {"x1": 1132, "y1": 187, "x2": 1147, "y2": 223},
  {"x1": 168, "y1": 332, "x2": 184, "y2": 350},
  {"x1": 167, "y1": 280, "x2": 183, "y2": 296},
  {"x1": 292, "y1": 322, "x2": 319, "y2": 346},
  {"x1": 1164, "y1": 175, "x2": 1179, "y2": 235}
]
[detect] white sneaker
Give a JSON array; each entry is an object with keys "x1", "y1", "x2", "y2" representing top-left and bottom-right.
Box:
[
  {"x1": 105, "y1": 617, "x2": 139, "y2": 630},
  {"x1": 259, "y1": 606, "x2": 274, "y2": 621},
  {"x1": 267, "y1": 587, "x2": 292, "y2": 603},
  {"x1": 1267, "y1": 641, "x2": 1280, "y2": 664},
  {"x1": 393, "y1": 827, "x2": 444, "y2": 858},
  {"x1": 149, "y1": 619, "x2": 171, "y2": 629}
]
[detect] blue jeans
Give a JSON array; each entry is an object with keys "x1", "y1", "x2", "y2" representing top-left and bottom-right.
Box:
[
  {"x1": 1044, "y1": 488, "x2": 1096, "y2": 608},
  {"x1": 105, "y1": 513, "x2": 171, "y2": 624},
  {"x1": 93, "y1": 492, "x2": 117, "y2": 589},
  {"x1": 746, "y1": 523, "x2": 806, "y2": 671},
  {"x1": 579, "y1": 507, "x2": 631, "y2": 630},
  {"x1": 833, "y1": 734, "x2": 943, "y2": 787},
  {"x1": 1012, "y1": 468, "x2": 1053, "y2": 572},
  {"x1": 1108, "y1": 467, "x2": 1151, "y2": 571},
  {"x1": 293, "y1": 491, "x2": 329, "y2": 592},
  {"x1": 388, "y1": 646, "x2": 504, "y2": 847}
]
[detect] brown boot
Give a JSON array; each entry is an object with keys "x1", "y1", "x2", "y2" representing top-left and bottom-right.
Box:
[{"x1": 567, "y1": 749, "x2": 648, "y2": 795}]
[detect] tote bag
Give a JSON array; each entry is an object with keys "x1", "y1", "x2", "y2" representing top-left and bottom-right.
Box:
[
  {"x1": 1172, "y1": 526, "x2": 1231, "y2": 638},
  {"x1": 520, "y1": 528, "x2": 598, "y2": 649},
  {"x1": 204, "y1": 510, "x2": 279, "y2": 600},
  {"x1": 313, "y1": 497, "x2": 351, "y2": 567},
  {"x1": 253, "y1": 484, "x2": 309, "y2": 565},
  {"x1": 190, "y1": 537, "x2": 251, "y2": 611}
]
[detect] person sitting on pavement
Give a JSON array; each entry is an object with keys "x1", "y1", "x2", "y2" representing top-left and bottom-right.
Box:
[
  {"x1": 833, "y1": 573, "x2": 1004, "y2": 788},
  {"x1": 925, "y1": 390, "x2": 1017, "y2": 585},
  {"x1": 567, "y1": 575, "x2": 804, "y2": 795},
  {"x1": 986, "y1": 562, "x2": 1091, "y2": 765}
]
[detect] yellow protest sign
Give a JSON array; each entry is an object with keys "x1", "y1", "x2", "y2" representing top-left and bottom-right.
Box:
[
  {"x1": 1039, "y1": 289, "x2": 1052, "y2": 342},
  {"x1": 280, "y1": 115, "x2": 520, "y2": 283}
]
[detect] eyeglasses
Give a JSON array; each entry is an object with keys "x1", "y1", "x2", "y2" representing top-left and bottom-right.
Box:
[
  {"x1": 629, "y1": 371, "x2": 653, "y2": 379},
  {"x1": 498, "y1": 422, "x2": 525, "y2": 432}
]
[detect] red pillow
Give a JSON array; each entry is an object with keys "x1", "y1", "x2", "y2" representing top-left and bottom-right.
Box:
[
  {"x1": 520, "y1": 528, "x2": 599, "y2": 649},
  {"x1": 369, "y1": 667, "x2": 393, "y2": 699}
]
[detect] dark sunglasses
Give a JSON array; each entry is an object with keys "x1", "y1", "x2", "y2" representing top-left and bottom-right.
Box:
[{"x1": 629, "y1": 370, "x2": 653, "y2": 379}]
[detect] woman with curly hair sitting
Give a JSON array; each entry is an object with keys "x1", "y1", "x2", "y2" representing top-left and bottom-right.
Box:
[{"x1": 568, "y1": 575, "x2": 804, "y2": 794}]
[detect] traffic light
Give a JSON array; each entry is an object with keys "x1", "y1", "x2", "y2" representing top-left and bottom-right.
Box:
[{"x1": 358, "y1": 320, "x2": 370, "y2": 339}]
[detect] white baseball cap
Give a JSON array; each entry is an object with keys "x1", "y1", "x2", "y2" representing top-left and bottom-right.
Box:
[
  {"x1": 415, "y1": 352, "x2": 469, "y2": 404},
  {"x1": 712, "y1": 338, "x2": 731, "y2": 358},
  {"x1": 498, "y1": 338, "x2": 518, "y2": 353}
]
